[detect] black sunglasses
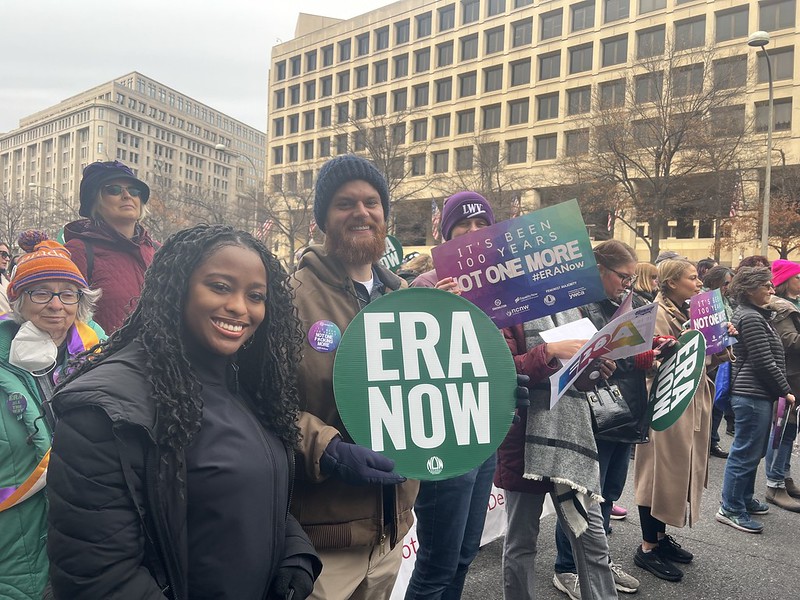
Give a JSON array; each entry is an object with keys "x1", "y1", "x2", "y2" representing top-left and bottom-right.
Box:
[{"x1": 102, "y1": 184, "x2": 142, "y2": 197}]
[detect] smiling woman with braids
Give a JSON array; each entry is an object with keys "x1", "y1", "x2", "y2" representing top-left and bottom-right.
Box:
[{"x1": 46, "y1": 224, "x2": 321, "y2": 600}]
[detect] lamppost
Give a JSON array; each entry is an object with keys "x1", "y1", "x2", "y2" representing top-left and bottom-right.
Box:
[
  {"x1": 748, "y1": 30, "x2": 774, "y2": 257},
  {"x1": 214, "y1": 143, "x2": 262, "y2": 233}
]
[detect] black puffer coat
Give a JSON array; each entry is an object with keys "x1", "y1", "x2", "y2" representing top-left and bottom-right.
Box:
[
  {"x1": 730, "y1": 303, "x2": 792, "y2": 402},
  {"x1": 46, "y1": 342, "x2": 320, "y2": 600}
]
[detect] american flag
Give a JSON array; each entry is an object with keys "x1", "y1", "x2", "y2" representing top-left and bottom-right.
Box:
[
  {"x1": 431, "y1": 199, "x2": 442, "y2": 241},
  {"x1": 256, "y1": 219, "x2": 274, "y2": 240},
  {"x1": 309, "y1": 218, "x2": 317, "y2": 240},
  {"x1": 511, "y1": 194, "x2": 522, "y2": 218},
  {"x1": 607, "y1": 211, "x2": 614, "y2": 232}
]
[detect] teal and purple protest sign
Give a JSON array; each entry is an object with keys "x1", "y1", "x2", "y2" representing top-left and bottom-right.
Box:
[
  {"x1": 333, "y1": 288, "x2": 517, "y2": 480},
  {"x1": 431, "y1": 199, "x2": 605, "y2": 328},
  {"x1": 690, "y1": 289, "x2": 733, "y2": 355}
]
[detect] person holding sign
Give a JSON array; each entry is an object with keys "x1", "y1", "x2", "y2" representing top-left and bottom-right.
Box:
[
  {"x1": 290, "y1": 155, "x2": 416, "y2": 600},
  {"x1": 404, "y1": 191, "x2": 497, "y2": 600},
  {"x1": 718, "y1": 267, "x2": 796, "y2": 532},
  {"x1": 634, "y1": 260, "x2": 732, "y2": 582},
  {"x1": 765, "y1": 261, "x2": 800, "y2": 512}
]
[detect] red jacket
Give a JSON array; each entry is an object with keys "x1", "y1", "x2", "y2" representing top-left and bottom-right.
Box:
[
  {"x1": 494, "y1": 325, "x2": 560, "y2": 494},
  {"x1": 64, "y1": 219, "x2": 158, "y2": 333}
]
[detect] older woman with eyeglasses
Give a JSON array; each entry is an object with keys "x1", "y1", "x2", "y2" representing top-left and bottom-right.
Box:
[
  {"x1": 63, "y1": 161, "x2": 158, "y2": 333},
  {"x1": 717, "y1": 266, "x2": 796, "y2": 533},
  {"x1": 0, "y1": 231, "x2": 105, "y2": 600}
]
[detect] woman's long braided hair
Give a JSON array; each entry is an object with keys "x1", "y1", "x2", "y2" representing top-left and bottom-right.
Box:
[{"x1": 60, "y1": 224, "x2": 302, "y2": 454}]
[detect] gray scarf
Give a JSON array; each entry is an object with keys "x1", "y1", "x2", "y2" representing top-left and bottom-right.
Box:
[{"x1": 522, "y1": 309, "x2": 603, "y2": 535}]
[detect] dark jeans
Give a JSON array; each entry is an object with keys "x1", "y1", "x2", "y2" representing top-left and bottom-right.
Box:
[
  {"x1": 554, "y1": 439, "x2": 631, "y2": 573},
  {"x1": 711, "y1": 405, "x2": 735, "y2": 446},
  {"x1": 766, "y1": 418, "x2": 798, "y2": 486},
  {"x1": 404, "y1": 454, "x2": 496, "y2": 600}
]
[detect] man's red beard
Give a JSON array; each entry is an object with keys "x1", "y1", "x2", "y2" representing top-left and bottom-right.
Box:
[{"x1": 326, "y1": 220, "x2": 387, "y2": 267}]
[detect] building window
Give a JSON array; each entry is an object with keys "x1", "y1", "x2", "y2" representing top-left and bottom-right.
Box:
[
  {"x1": 289, "y1": 113, "x2": 299, "y2": 134},
  {"x1": 600, "y1": 79, "x2": 625, "y2": 108},
  {"x1": 357, "y1": 33, "x2": 370, "y2": 56},
  {"x1": 302, "y1": 170, "x2": 314, "y2": 189},
  {"x1": 411, "y1": 154, "x2": 426, "y2": 176},
  {"x1": 711, "y1": 105, "x2": 746, "y2": 137},
  {"x1": 672, "y1": 63, "x2": 704, "y2": 96},
  {"x1": 374, "y1": 60, "x2": 388, "y2": 83},
  {"x1": 635, "y1": 72, "x2": 663, "y2": 103},
  {"x1": 352, "y1": 130, "x2": 367, "y2": 151},
  {"x1": 675, "y1": 17, "x2": 705, "y2": 50},
  {"x1": 305, "y1": 81, "x2": 316, "y2": 101},
  {"x1": 484, "y1": 66, "x2": 504, "y2": 92},
  {"x1": 436, "y1": 78, "x2": 453, "y2": 102},
  {"x1": 306, "y1": 50, "x2": 317, "y2": 72},
  {"x1": 462, "y1": 0, "x2": 480, "y2": 24},
  {"x1": 355, "y1": 66, "x2": 368, "y2": 88},
  {"x1": 458, "y1": 109, "x2": 475, "y2": 134},
  {"x1": 303, "y1": 141, "x2": 314, "y2": 160},
  {"x1": 272, "y1": 117, "x2": 284, "y2": 136},
  {"x1": 394, "y1": 54, "x2": 409, "y2": 78},
  {"x1": 434, "y1": 114, "x2": 451, "y2": 137},
  {"x1": 319, "y1": 137, "x2": 331, "y2": 157},
  {"x1": 515, "y1": 0, "x2": 533, "y2": 6},
  {"x1": 566, "y1": 129, "x2": 589, "y2": 156},
  {"x1": 288, "y1": 144, "x2": 298, "y2": 162},
  {"x1": 537, "y1": 93, "x2": 559, "y2": 120},
  {"x1": 373, "y1": 93, "x2": 387, "y2": 116},
  {"x1": 512, "y1": 18, "x2": 533, "y2": 47},
  {"x1": 322, "y1": 45, "x2": 334, "y2": 66},
  {"x1": 485, "y1": 26, "x2": 505, "y2": 54},
  {"x1": 758, "y1": 46, "x2": 795, "y2": 82},
  {"x1": 510, "y1": 59, "x2": 531, "y2": 86},
  {"x1": 415, "y1": 48, "x2": 431, "y2": 72},
  {"x1": 375, "y1": 26, "x2": 390, "y2": 50},
  {"x1": 508, "y1": 99, "x2": 530, "y2": 125},
  {"x1": 396, "y1": 19, "x2": 410, "y2": 44},
  {"x1": 336, "y1": 134, "x2": 348, "y2": 154},
  {"x1": 637, "y1": 26, "x2": 665, "y2": 59},
  {"x1": 461, "y1": 34, "x2": 479, "y2": 60},
  {"x1": 414, "y1": 83, "x2": 430, "y2": 106},
  {"x1": 459, "y1": 71, "x2": 478, "y2": 97},
  {"x1": 339, "y1": 39, "x2": 351, "y2": 62},
  {"x1": 540, "y1": 9, "x2": 563, "y2": 40},
  {"x1": 714, "y1": 55, "x2": 747, "y2": 89},
  {"x1": 392, "y1": 123, "x2": 406, "y2": 144},
  {"x1": 572, "y1": 1, "x2": 595, "y2": 32},
  {"x1": 273, "y1": 146, "x2": 283, "y2": 165},
  {"x1": 604, "y1": 0, "x2": 629, "y2": 23},
  {"x1": 437, "y1": 41, "x2": 454, "y2": 67},
  {"x1": 337, "y1": 71, "x2": 350, "y2": 93},
  {"x1": 488, "y1": 0, "x2": 506, "y2": 16},
  {"x1": 539, "y1": 52, "x2": 561, "y2": 80},
  {"x1": 271, "y1": 174, "x2": 283, "y2": 192},
  {"x1": 274, "y1": 89, "x2": 285, "y2": 109},
  {"x1": 275, "y1": 61, "x2": 286, "y2": 81},
  {"x1": 433, "y1": 151, "x2": 450, "y2": 173},
  {"x1": 756, "y1": 97, "x2": 792, "y2": 131},
  {"x1": 417, "y1": 12, "x2": 432, "y2": 38},
  {"x1": 507, "y1": 138, "x2": 527, "y2": 164},
  {"x1": 354, "y1": 98, "x2": 368, "y2": 119},
  {"x1": 759, "y1": 0, "x2": 796, "y2": 31},
  {"x1": 456, "y1": 146, "x2": 474, "y2": 170},
  {"x1": 602, "y1": 35, "x2": 627, "y2": 67},
  {"x1": 716, "y1": 6, "x2": 749, "y2": 42},
  {"x1": 482, "y1": 104, "x2": 502, "y2": 129},
  {"x1": 567, "y1": 86, "x2": 591, "y2": 114},
  {"x1": 440, "y1": 4, "x2": 456, "y2": 30},
  {"x1": 535, "y1": 135, "x2": 558, "y2": 160},
  {"x1": 393, "y1": 88, "x2": 408, "y2": 111},
  {"x1": 290, "y1": 56, "x2": 301, "y2": 76},
  {"x1": 639, "y1": 0, "x2": 665, "y2": 14},
  {"x1": 320, "y1": 106, "x2": 332, "y2": 127},
  {"x1": 321, "y1": 76, "x2": 333, "y2": 97},
  {"x1": 337, "y1": 102, "x2": 349, "y2": 124},
  {"x1": 569, "y1": 43, "x2": 593, "y2": 74},
  {"x1": 303, "y1": 110, "x2": 315, "y2": 131},
  {"x1": 289, "y1": 85, "x2": 300, "y2": 105}
]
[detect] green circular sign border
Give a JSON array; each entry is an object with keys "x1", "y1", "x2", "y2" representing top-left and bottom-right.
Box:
[
  {"x1": 333, "y1": 287, "x2": 518, "y2": 480},
  {"x1": 379, "y1": 235, "x2": 404, "y2": 272}
]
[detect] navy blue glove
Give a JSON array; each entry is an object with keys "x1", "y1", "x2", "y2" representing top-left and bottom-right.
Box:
[
  {"x1": 269, "y1": 566, "x2": 314, "y2": 600},
  {"x1": 320, "y1": 436, "x2": 406, "y2": 486},
  {"x1": 516, "y1": 374, "x2": 530, "y2": 408}
]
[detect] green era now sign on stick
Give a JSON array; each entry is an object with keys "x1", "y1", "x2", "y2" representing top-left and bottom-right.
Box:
[{"x1": 333, "y1": 288, "x2": 518, "y2": 480}]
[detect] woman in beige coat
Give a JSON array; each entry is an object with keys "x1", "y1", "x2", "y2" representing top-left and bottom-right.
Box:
[{"x1": 633, "y1": 259, "x2": 732, "y2": 583}]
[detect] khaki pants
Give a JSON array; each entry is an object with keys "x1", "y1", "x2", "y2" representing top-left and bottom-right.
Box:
[{"x1": 310, "y1": 542, "x2": 403, "y2": 600}]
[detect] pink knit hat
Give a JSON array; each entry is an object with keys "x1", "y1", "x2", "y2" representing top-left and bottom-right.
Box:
[{"x1": 771, "y1": 259, "x2": 800, "y2": 287}]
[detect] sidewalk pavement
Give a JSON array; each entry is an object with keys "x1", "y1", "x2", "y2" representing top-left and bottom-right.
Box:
[{"x1": 462, "y1": 439, "x2": 800, "y2": 599}]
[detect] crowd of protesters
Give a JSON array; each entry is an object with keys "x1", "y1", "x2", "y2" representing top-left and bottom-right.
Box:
[{"x1": 0, "y1": 155, "x2": 798, "y2": 600}]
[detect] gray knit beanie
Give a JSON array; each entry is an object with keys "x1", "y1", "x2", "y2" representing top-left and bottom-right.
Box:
[{"x1": 313, "y1": 154, "x2": 390, "y2": 232}]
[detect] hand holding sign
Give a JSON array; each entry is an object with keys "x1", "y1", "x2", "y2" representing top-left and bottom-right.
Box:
[{"x1": 321, "y1": 436, "x2": 407, "y2": 486}]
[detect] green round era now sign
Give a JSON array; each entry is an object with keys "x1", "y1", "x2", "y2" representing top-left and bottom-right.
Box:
[
  {"x1": 648, "y1": 330, "x2": 707, "y2": 431},
  {"x1": 378, "y1": 235, "x2": 403, "y2": 272},
  {"x1": 333, "y1": 288, "x2": 517, "y2": 480}
]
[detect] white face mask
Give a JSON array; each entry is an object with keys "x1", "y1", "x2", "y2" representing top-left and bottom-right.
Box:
[{"x1": 9, "y1": 320, "x2": 58, "y2": 374}]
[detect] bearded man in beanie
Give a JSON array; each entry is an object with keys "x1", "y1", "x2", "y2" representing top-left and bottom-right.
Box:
[{"x1": 290, "y1": 154, "x2": 417, "y2": 600}]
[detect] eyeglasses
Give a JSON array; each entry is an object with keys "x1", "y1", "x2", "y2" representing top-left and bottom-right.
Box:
[
  {"x1": 759, "y1": 283, "x2": 775, "y2": 290},
  {"x1": 606, "y1": 266, "x2": 638, "y2": 286},
  {"x1": 102, "y1": 184, "x2": 142, "y2": 197},
  {"x1": 0, "y1": 251, "x2": 9, "y2": 259},
  {"x1": 26, "y1": 289, "x2": 83, "y2": 305}
]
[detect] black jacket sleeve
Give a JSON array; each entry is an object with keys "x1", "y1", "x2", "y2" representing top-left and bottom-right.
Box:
[
  {"x1": 47, "y1": 405, "x2": 167, "y2": 600},
  {"x1": 278, "y1": 513, "x2": 323, "y2": 579}
]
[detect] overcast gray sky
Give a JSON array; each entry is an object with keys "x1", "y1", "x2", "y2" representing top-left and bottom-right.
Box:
[{"x1": 1, "y1": 0, "x2": 386, "y2": 134}]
